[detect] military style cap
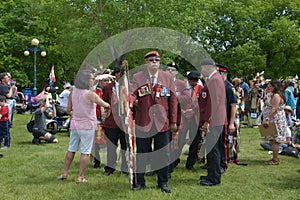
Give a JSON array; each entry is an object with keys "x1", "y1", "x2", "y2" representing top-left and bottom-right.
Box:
[
  {"x1": 166, "y1": 62, "x2": 179, "y2": 71},
  {"x1": 217, "y1": 64, "x2": 229, "y2": 73},
  {"x1": 187, "y1": 70, "x2": 200, "y2": 80},
  {"x1": 144, "y1": 51, "x2": 160, "y2": 59}
]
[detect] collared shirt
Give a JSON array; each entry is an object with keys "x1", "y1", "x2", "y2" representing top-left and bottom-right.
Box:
[
  {"x1": 148, "y1": 71, "x2": 158, "y2": 86},
  {"x1": 186, "y1": 82, "x2": 193, "y2": 96},
  {"x1": 115, "y1": 80, "x2": 119, "y2": 99},
  {"x1": 206, "y1": 70, "x2": 218, "y2": 80}
]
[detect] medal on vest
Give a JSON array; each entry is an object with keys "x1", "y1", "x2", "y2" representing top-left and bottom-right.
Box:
[
  {"x1": 156, "y1": 87, "x2": 161, "y2": 98},
  {"x1": 164, "y1": 87, "x2": 170, "y2": 96}
]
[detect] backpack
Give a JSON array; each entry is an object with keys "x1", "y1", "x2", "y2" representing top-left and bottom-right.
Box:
[{"x1": 26, "y1": 115, "x2": 34, "y2": 133}]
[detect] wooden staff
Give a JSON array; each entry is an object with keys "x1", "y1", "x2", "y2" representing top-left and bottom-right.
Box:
[{"x1": 119, "y1": 60, "x2": 137, "y2": 189}]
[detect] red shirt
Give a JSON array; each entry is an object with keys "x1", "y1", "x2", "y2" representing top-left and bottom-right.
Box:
[
  {"x1": 94, "y1": 88, "x2": 103, "y2": 120},
  {"x1": 0, "y1": 104, "x2": 9, "y2": 122}
]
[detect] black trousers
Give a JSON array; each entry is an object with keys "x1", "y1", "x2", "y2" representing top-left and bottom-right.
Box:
[
  {"x1": 104, "y1": 127, "x2": 127, "y2": 172},
  {"x1": 220, "y1": 126, "x2": 229, "y2": 170},
  {"x1": 186, "y1": 127, "x2": 201, "y2": 169},
  {"x1": 169, "y1": 118, "x2": 200, "y2": 172},
  {"x1": 206, "y1": 125, "x2": 223, "y2": 184},
  {"x1": 135, "y1": 127, "x2": 170, "y2": 186}
]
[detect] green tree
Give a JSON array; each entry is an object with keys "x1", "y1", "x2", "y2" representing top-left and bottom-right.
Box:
[{"x1": 1, "y1": 0, "x2": 300, "y2": 90}]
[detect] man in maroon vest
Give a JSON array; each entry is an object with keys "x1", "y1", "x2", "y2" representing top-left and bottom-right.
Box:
[
  {"x1": 199, "y1": 58, "x2": 226, "y2": 186},
  {"x1": 165, "y1": 62, "x2": 190, "y2": 176},
  {"x1": 102, "y1": 66, "x2": 128, "y2": 176},
  {"x1": 130, "y1": 51, "x2": 177, "y2": 193}
]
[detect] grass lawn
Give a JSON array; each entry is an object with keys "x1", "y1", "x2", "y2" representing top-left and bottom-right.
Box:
[{"x1": 0, "y1": 114, "x2": 299, "y2": 200}]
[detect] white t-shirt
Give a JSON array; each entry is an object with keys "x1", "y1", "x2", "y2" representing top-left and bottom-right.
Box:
[{"x1": 58, "y1": 89, "x2": 70, "y2": 108}]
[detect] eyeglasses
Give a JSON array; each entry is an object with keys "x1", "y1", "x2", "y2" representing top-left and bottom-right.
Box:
[
  {"x1": 147, "y1": 58, "x2": 160, "y2": 62},
  {"x1": 167, "y1": 67, "x2": 176, "y2": 72}
]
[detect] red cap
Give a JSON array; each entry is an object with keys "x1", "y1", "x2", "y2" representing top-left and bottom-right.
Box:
[{"x1": 144, "y1": 51, "x2": 160, "y2": 59}]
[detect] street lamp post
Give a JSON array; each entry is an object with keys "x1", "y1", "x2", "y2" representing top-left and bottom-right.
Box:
[{"x1": 24, "y1": 38, "x2": 47, "y2": 95}]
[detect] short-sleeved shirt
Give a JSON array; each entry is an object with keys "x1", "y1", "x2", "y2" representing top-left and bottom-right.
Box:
[
  {"x1": 0, "y1": 84, "x2": 9, "y2": 98},
  {"x1": 225, "y1": 80, "x2": 237, "y2": 122},
  {"x1": 0, "y1": 104, "x2": 9, "y2": 122},
  {"x1": 240, "y1": 82, "x2": 250, "y2": 95},
  {"x1": 33, "y1": 108, "x2": 47, "y2": 130},
  {"x1": 285, "y1": 86, "x2": 296, "y2": 110},
  {"x1": 58, "y1": 89, "x2": 70, "y2": 108}
]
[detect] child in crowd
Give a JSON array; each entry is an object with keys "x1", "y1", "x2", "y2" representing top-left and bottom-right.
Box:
[{"x1": 0, "y1": 95, "x2": 10, "y2": 149}]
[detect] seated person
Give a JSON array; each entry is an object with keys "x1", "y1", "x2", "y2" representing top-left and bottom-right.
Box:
[
  {"x1": 281, "y1": 123, "x2": 300, "y2": 158},
  {"x1": 32, "y1": 96, "x2": 58, "y2": 145},
  {"x1": 260, "y1": 126, "x2": 291, "y2": 153},
  {"x1": 284, "y1": 105, "x2": 296, "y2": 127},
  {"x1": 57, "y1": 82, "x2": 72, "y2": 116},
  {"x1": 290, "y1": 123, "x2": 300, "y2": 157}
]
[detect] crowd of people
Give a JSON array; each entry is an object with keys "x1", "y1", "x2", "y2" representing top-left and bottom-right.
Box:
[
  {"x1": 55, "y1": 53, "x2": 229, "y2": 192},
  {"x1": 0, "y1": 72, "x2": 17, "y2": 158},
  {"x1": 1, "y1": 51, "x2": 300, "y2": 192}
]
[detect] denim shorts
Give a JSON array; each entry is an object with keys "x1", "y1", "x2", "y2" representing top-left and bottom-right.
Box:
[{"x1": 68, "y1": 129, "x2": 95, "y2": 154}]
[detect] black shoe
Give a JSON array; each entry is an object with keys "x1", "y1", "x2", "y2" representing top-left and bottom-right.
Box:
[
  {"x1": 199, "y1": 176, "x2": 208, "y2": 181},
  {"x1": 32, "y1": 139, "x2": 41, "y2": 145},
  {"x1": 174, "y1": 158, "x2": 180, "y2": 168},
  {"x1": 201, "y1": 164, "x2": 208, "y2": 169},
  {"x1": 158, "y1": 184, "x2": 171, "y2": 193},
  {"x1": 122, "y1": 171, "x2": 129, "y2": 175},
  {"x1": 94, "y1": 163, "x2": 101, "y2": 169},
  {"x1": 186, "y1": 166, "x2": 198, "y2": 172},
  {"x1": 200, "y1": 181, "x2": 220, "y2": 186},
  {"x1": 132, "y1": 184, "x2": 146, "y2": 191},
  {"x1": 104, "y1": 170, "x2": 114, "y2": 176},
  {"x1": 145, "y1": 171, "x2": 155, "y2": 176}
]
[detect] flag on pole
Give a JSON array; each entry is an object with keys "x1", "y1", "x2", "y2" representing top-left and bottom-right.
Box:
[
  {"x1": 119, "y1": 60, "x2": 137, "y2": 189},
  {"x1": 49, "y1": 65, "x2": 56, "y2": 86}
]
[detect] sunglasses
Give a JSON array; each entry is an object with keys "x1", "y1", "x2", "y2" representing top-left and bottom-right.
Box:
[{"x1": 147, "y1": 58, "x2": 160, "y2": 62}]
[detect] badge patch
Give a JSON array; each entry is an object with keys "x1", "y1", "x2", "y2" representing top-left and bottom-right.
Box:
[
  {"x1": 202, "y1": 92, "x2": 207, "y2": 98},
  {"x1": 138, "y1": 85, "x2": 151, "y2": 97}
]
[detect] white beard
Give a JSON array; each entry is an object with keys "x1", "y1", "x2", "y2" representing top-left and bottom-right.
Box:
[{"x1": 151, "y1": 64, "x2": 159, "y2": 69}]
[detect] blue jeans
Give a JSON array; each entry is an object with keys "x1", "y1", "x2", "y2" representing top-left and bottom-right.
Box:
[
  {"x1": 260, "y1": 141, "x2": 288, "y2": 153},
  {"x1": 6, "y1": 99, "x2": 16, "y2": 123},
  {"x1": 0, "y1": 121, "x2": 10, "y2": 147}
]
